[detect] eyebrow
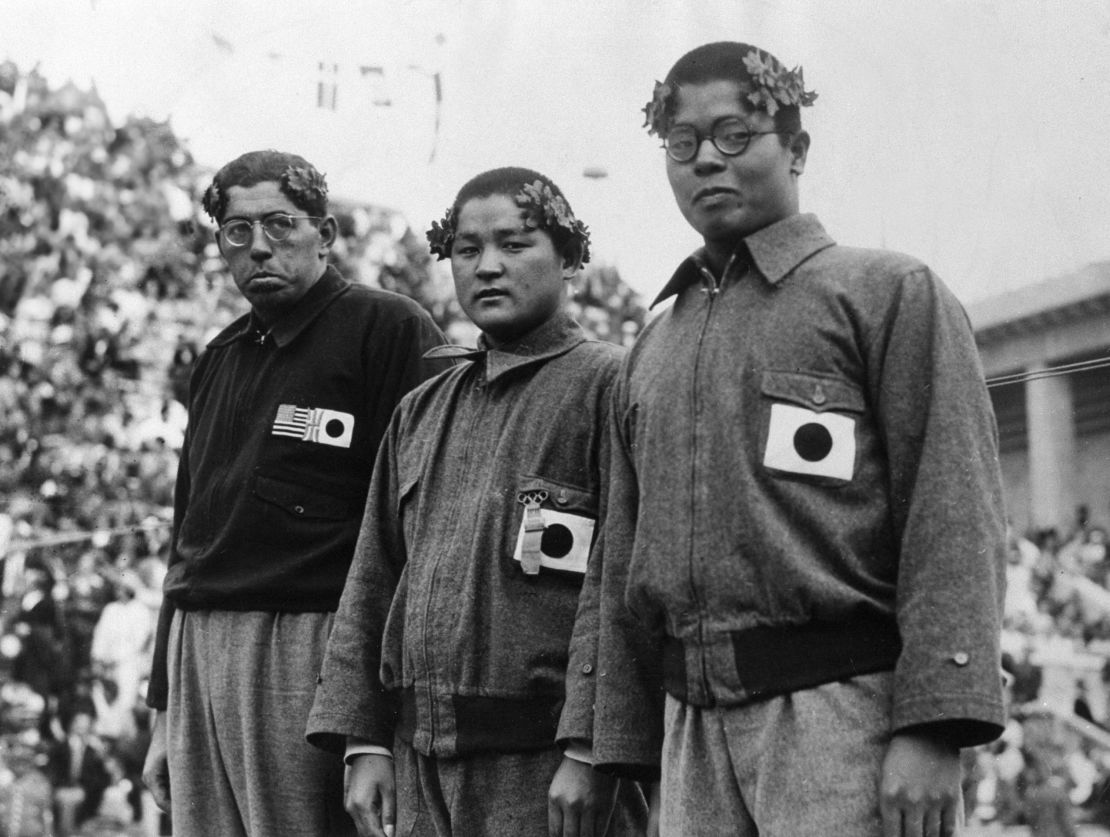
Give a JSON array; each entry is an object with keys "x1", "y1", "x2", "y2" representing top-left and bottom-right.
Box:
[
  {"x1": 455, "y1": 225, "x2": 533, "y2": 240},
  {"x1": 221, "y1": 210, "x2": 297, "y2": 223}
]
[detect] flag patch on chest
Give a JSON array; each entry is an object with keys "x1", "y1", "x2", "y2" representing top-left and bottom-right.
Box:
[
  {"x1": 271, "y1": 404, "x2": 354, "y2": 449},
  {"x1": 762, "y1": 403, "x2": 856, "y2": 480},
  {"x1": 512, "y1": 507, "x2": 595, "y2": 575}
]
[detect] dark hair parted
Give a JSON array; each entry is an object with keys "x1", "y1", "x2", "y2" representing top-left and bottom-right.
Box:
[
  {"x1": 644, "y1": 42, "x2": 817, "y2": 138},
  {"x1": 201, "y1": 150, "x2": 329, "y2": 223},
  {"x1": 426, "y1": 167, "x2": 591, "y2": 265}
]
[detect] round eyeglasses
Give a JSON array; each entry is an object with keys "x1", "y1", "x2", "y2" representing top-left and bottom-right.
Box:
[
  {"x1": 663, "y1": 117, "x2": 783, "y2": 163},
  {"x1": 218, "y1": 214, "x2": 321, "y2": 247}
]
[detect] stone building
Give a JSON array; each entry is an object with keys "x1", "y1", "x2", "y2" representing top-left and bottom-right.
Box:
[{"x1": 968, "y1": 261, "x2": 1110, "y2": 537}]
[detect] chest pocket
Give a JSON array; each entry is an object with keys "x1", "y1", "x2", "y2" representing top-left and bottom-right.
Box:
[
  {"x1": 511, "y1": 476, "x2": 597, "y2": 577},
  {"x1": 760, "y1": 370, "x2": 865, "y2": 484}
]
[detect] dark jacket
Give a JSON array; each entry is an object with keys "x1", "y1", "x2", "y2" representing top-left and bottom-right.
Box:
[
  {"x1": 147, "y1": 267, "x2": 449, "y2": 710},
  {"x1": 307, "y1": 314, "x2": 623, "y2": 757}
]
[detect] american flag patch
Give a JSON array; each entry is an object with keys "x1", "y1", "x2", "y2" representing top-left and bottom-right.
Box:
[{"x1": 271, "y1": 404, "x2": 354, "y2": 449}]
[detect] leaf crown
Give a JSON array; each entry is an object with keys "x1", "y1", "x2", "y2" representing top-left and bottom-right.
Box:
[
  {"x1": 642, "y1": 48, "x2": 817, "y2": 137},
  {"x1": 426, "y1": 180, "x2": 591, "y2": 264},
  {"x1": 202, "y1": 164, "x2": 329, "y2": 222}
]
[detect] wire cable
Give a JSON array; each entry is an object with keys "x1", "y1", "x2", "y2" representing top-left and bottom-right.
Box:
[{"x1": 986, "y1": 356, "x2": 1110, "y2": 389}]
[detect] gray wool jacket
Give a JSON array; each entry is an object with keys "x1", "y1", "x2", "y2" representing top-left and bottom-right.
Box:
[
  {"x1": 307, "y1": 313, "x2": 624, "y2": 758},
  {"x1": 564, "y1": 214, "x2": 1009, "y2": 779}
]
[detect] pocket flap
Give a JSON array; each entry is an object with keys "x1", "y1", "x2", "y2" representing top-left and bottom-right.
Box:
[
  {"x1": 517, "y1": 475, "x2": 598, "y2": 516},
  {"x1": 254, "y1": 474, "x2": 354, "y2": 520},
  {"x1": 761, "y1": 370, "x2": 864, "y2": 413}
]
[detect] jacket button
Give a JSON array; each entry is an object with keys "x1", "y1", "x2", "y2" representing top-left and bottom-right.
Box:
[
  {"x1": 812, "y1": 385, "x2": 827, "y2": 406},
  {"x1": 952, "y1": 652, "x2": 969, "y2": 666},
  {"x1": 556, "y1": 490, "x2": 569, "y2": 505},
  {"x1": 294, "y1": 505, "x2": 305, "y2": 515},
  {"x1": 581, "y1": 664, "x2": 593, "y2": 675}
]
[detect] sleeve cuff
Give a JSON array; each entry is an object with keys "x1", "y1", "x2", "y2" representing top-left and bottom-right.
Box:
[
  {"x1": 344, "y1": 743, "x2": 393, "y2": 765},
  {"x1": 562, "y1": 739, "x2": 594, "y2": 765}
]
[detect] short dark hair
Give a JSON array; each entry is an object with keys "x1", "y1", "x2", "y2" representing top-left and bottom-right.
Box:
[
  {"x1": 659, "y1": 42, "x2": 806, "y2": 135},
  {"x1": 427, "y1": 166, "x2": 591, "y2": 264},
  {"x1": 202, "y1": 150, "x2": 329, "y2": 223}
]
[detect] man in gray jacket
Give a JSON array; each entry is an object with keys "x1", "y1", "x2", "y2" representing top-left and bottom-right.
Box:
[
  {"x1": 308, "y1": 167, "x2": 645, "y2": 837},
  {"x1": 573, "y1": 42, "x2": 1007, "y2": 837}
]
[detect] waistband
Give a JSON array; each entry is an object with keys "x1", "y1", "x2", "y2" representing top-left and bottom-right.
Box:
[
  {"x1": 398, "y1": 686, "x2": 564, "y2": 754},
  {"x1": 663, "y1": 614, "x2": 901, "y2": 706}
]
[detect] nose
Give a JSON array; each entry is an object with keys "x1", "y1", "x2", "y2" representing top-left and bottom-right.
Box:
[
  {"x1": 249, "y1": 222, "x2": 272, "y2": 261},
  {"x1": 693, "y1": 138, "x2": 727, "y2": 176},
  {"x1": 475, "y1": 248, "x2": 503, "y2": 279}
]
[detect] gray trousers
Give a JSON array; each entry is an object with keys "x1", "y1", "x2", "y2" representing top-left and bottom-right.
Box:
[
  {"x1": 660, "y1": 672, "x2": 895, "y2": 836},
  {"x1": 166, "y1": 609, "x2": 356, "y2": 837},
  {"x1": 394, "y1": 735, "x2": 648, "y2": 836}
]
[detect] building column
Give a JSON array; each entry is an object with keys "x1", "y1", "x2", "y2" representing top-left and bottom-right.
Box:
[{"x1": 1025, "y1": 363, "x2": 1077, "y2": 532}]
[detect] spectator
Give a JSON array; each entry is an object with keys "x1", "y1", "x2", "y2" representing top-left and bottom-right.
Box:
[
  {"x1": 89, "y1": 571, "x2": 152, "y2": 716},
  {"x1": 1073, "y1": 680, "x2": 1098, "y2": 726},
  {"x1": 46, "y1": 710, "x2": 110, "y2": 834},
  {"x1": 1021, "y1": 751, "x2": 1077, "y2": 837},
  {"x1": 62, "y1": 551, "x2": 112, "y2": 678},
  {"x1": 0, "y1": 735, "x2": 54, "y2": 837},
  {"x1": 11, "y1": 563, "x2": 63, "y2": 707}
]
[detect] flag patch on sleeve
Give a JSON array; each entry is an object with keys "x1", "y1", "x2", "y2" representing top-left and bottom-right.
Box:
[
  {"x1": 762, "y1": 403, "x2": 856, "y2": 480},
  {"x1": 271, "y1": 404, "x2": 354, "y2": 449}
]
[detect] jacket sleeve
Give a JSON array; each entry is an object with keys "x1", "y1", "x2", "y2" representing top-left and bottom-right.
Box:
[
  {"x1": 146, "y1": 368, "x2": 197, "y2": 711},
  {"x1": 575, "y1": 365, "x2": 665, "y2": 780},
  {"x1": 874, "y1": 267, "x2": 1008, "y2": 747},
  {"x1": 557, "y1": 358, "x2": 616, "y2": 747},
  {"x1": 305, "y1": 411, "x2": 408, "y2": 754}
]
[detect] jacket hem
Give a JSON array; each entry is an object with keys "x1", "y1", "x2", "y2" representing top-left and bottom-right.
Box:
[
  {"x1": 663, "y1": 614, "x2": 901, "y2": 706},
  {"x1": 398, "y1": 687, "x2": 565, "y2": 754}
]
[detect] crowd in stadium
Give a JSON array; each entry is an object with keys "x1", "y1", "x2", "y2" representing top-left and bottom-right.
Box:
[
  {"x1": 0, "y1": 61, "x2": 650, "y2": 835},
  {"x1": 0, "y1": 59, "x2": 1105, "y2": 837}
]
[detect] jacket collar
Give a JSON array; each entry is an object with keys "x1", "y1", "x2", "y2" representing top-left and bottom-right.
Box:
[
  {"x1": 208, "y1": 265, "x2": 350, "y2": 349},
  {"x1": 424, "y1": 311, "x2": 587, "y2": 384},
  {"x1": 650, "y1": 213, "x2": 835, "y2": 308}
]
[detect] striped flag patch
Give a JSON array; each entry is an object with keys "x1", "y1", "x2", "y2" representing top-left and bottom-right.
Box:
[{"x1": 271, "y1": 404, "x2": 354, "y2": 449}]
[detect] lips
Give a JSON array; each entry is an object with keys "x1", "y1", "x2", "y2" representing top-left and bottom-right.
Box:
[
  {"x1": 474, "y1": 288, "x2": 508, "y2": 301},
  {"x1": 696, "y1": 184, "x2": 738, "y2": 200}
]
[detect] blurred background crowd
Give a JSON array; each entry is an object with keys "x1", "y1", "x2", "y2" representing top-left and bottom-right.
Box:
[
  {"x1": 0, "y1": 62, "x2": 645, "y2": 836},
  {"x1": 0, "y1": 60, "x2": 1107, "y2": 837}
]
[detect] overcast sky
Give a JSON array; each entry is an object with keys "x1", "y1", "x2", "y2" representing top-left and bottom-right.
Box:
[{"x1": 7, "y1": 0, "x2": 1110, "y2": 305}]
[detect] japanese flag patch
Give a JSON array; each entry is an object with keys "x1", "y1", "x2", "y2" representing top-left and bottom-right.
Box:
[
  {"x1": 271, "y1": 404, "x2": 354, "y2": 449},
  {"x1": 512, "y1": 507, "x2": 595, "y2": 575},
  {"x1": 762, "y1": 403, "x2": 856, "y2": 481}
]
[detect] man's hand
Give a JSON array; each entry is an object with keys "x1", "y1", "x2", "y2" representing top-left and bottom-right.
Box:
[
  {"x1": 141, "y1": 711, "x2": 171, "y2": 813},
  {"x1": 880, "y1": 730, "x2": 962, "y2": 837},
  {"x1": 345, "y1": 754, "x2": 396, "y2": 837},
  {"x1": 547, "y1": 756, "x2": 619, "y2": 837}
]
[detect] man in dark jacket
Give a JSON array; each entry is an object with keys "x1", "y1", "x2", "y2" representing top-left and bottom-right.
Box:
[{"x1": 141, "y1": 150, "x2": 450, "y2": 836}]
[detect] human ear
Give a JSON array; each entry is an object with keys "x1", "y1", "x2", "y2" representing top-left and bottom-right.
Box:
[
  {"x1": 560, "y1": 243, "x2": 583, "y2": 279},
  {"x1": 789, "y1": 131, "x2": 811, "y2": 176},
  {"x1": 317, "y1": 215, "x2": 339, "y2": 253}
]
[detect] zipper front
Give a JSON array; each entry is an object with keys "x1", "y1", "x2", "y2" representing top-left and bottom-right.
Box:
[
  {"x1": 687, "y1": 265, "x2": 719, "y2": 701},
  {"x1": 418, "y1": 367, "x2": 484, "y2": 751}
]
